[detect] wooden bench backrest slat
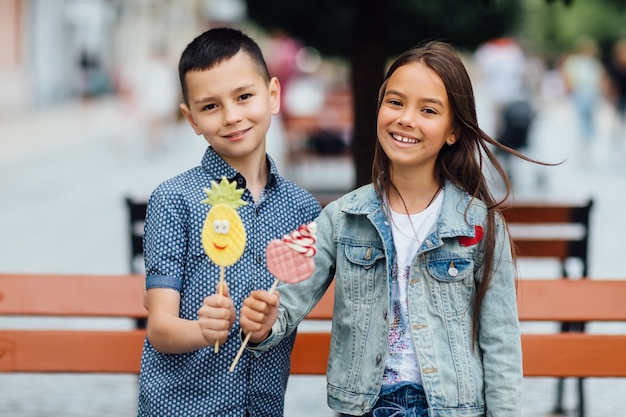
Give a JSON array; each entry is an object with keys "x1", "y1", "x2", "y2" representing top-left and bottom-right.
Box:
[
  {"x1": 513, "y1": 241, "x2": 571, "y2": 259},
  {"x1": 500, "y1": 200, "x2": 592, "y2": 224},
  {"x1": 517, "y1": 279, "x2": 626, "y2": 321},
  {"x1": 0, "y1": 330, "x2": 145, "y2": 373},
  {"x1": 0, "y1": 274, "x2": 147, "y2": 318},
  {"x1": 521, "y1": 334, "x2": 626, "y2": 377}
]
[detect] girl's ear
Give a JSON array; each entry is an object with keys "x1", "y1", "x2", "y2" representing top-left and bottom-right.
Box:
[
  {"x1": 268, "y1": 77, "x2": 281, "y2": 115},
  {"x1": 447, "y1": 131, "x2": 457, "y2": 146},
  {"x1": 180, "y1": 103, "x2": 202, "y2": 135}
]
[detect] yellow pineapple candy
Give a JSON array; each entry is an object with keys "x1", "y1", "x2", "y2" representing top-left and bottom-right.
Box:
[
  {"x1": 201, "y1": 176, "x2": 247, "y2": 353},
  {"x1": 201, "y1": 177, "x2": 247, "y2": 267}
]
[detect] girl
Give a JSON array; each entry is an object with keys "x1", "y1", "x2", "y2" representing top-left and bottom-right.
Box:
[{"x1": 241, "y1": 40, "x2": 529, "y2": 417}]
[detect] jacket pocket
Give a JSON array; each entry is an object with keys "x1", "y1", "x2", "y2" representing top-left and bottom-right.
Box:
[
  {"x1": 426, "y1": 256, "x2": 474, "y2": 317},
  {"x1": 340, "y1": 244, "x2": 385, "y2": 304}
]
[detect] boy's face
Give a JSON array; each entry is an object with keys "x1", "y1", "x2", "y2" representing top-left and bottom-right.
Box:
[{"x1": 180, "y1": 51, "x2": 280, "y2": 165}]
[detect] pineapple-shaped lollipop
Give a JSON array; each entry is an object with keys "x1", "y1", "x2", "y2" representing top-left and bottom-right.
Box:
[{"x1": 201, "y1": 176, "x2": 247, "y2": 352}]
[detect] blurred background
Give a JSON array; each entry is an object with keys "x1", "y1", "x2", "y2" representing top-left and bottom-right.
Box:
[{"x1": 1, "y1": 0, "x2": 626, "y2": 415}]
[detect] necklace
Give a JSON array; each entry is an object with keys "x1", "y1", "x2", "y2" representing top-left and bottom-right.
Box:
[{"x1": 389, "y1": 185, "x2": 442, "y2": 242}]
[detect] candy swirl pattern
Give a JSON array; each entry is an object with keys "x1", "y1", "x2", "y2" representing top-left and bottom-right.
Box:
[{"x1": 282, "y1": 222, "x2": 317, "y2": 257}]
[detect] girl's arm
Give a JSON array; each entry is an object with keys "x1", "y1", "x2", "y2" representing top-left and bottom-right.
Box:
[
  {"x1": 239, "y1": 289, "x2": 280, "y2": 344},
  {"x1": 479, "y1": 214, "x2": 523, "y2": 417}
]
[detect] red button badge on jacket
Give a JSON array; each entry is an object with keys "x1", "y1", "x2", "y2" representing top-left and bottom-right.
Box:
[{"x1": 458, "y1": 225, "x2": 484, "y2": 246}]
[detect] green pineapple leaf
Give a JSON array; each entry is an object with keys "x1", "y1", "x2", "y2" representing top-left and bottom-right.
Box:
[{"x1": 201, "y1": 176, "x2": 247, "y2": 209}]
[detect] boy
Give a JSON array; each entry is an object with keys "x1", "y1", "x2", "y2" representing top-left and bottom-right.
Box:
[{"x1": 137, "y1": 27, "x2": 321, "y2": 416}]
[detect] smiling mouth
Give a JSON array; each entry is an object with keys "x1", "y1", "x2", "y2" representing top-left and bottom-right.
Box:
[
  {"x1": 213, "y1": 243, "x2": 227, "y2": 250},
  {"x1": 392, "y1": 133, "x2": 419, "y2": 144},
  {"x1": 224, "y1": 128, "x2": 250, "y2": 140}
]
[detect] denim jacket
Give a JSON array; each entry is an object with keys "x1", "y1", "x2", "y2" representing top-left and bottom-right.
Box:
[{"x1": 251, "y1": 181, "x2": 522, "y2": 417}]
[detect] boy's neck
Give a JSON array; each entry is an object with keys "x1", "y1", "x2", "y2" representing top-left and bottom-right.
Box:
[{"x1": 227, "y1": 152, "x2": 269, "y2": 203}]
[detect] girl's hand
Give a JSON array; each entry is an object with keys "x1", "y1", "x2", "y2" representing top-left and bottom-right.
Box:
[
  {"x1": 197, "y1": 282, "x2": 236, "y2": 346},
  {"x1": 240, "y1": 290, "x2": 280, "y2": 344}
]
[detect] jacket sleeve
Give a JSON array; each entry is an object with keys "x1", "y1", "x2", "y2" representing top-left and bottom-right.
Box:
[
  {"x1": 247, "y1": 201, "x2": 338, "y2": 354},
  {"x1": 477, "y1": 213, "x2": 523, "y2": 417}
]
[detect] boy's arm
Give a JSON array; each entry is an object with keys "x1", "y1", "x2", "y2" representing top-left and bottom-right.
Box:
[{"x1": 146, "y1": 283, "x2": 235, "y2": 353}]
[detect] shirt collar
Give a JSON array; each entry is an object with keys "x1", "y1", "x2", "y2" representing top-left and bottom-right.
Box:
[{"x1": 200, "y1": 146, "x2": 279, "y2": 190}]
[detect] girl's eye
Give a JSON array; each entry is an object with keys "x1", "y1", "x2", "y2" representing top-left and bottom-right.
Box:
[
  {"x1": 387, "y1": 99, "x2": 402, "y2": 106},
  {"x1": 423, "y1": 108, "x2": 437, "y2": 114}
]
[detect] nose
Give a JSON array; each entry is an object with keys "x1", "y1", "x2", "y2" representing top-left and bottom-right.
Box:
[
  {"x1": 397, "y1": 108, "x2": 416, "y2": 128},
  {"x1": 222, "y1": 104, "x2": 242, "y2": 125}
]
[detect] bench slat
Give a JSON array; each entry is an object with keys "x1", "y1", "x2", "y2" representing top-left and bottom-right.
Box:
[
  {"x1": 521, "y1": 333, "x2": 626, "y2": 377},
  {"x1": 0, "y1": 330, "x2": 145, "y2": 373},
  {"x1": 0, "y1": 274, "x2": 146, "y2": 318},
  {"x1": 517, "y1": 279, "x2": 626, "y2": 321}
]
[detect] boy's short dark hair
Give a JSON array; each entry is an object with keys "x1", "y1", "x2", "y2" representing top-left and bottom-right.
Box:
[{"x1": 178, "y1": 27, "x2": 271, "y2": 104}]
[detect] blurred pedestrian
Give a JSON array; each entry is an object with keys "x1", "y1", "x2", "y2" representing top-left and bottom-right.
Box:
[
  {"x1": 474, "y1": 37, "x2": 534, "y2": 184},
  {"x1": 606, "y1": 38, "x2": 626, "y2": 142},
  {"x1": 560, "y1": 36, "x2": 607, "y2": 147},
  {"x1": 133, "y1": 45, "x2": 180, "y2": 155}
]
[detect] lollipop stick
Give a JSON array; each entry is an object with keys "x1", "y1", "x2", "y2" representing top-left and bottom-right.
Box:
[
  {"x1": 214, "y1": 266, "x2": 226, "y2": 353},
  {"x1": 229, "y1": 278, "x2": 279, "y2": 372}
]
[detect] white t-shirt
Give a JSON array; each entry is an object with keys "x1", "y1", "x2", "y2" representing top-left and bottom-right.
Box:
[{"x1": 382, "y1": 190, "x2": 443, "y2": 387}]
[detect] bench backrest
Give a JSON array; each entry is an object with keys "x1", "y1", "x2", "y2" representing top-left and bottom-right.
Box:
[
  {"x1": 2, "y1": 274, "x2": 626, "y2": 377},
  {"x1": 500, "y1": 198, "x2": 593, "y2": 277}
]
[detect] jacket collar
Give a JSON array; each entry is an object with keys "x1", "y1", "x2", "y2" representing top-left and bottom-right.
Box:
[{"x1": 341, "y1": 180, "x2": 482, "y2": 239}]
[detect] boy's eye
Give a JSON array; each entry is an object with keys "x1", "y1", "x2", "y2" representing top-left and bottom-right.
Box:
[
  {"x1": 239, "y1": 93, "x2": 252, "y2": 101},
  {"x1": 202, "y1": 103, "x2": 217, "y2": 111}
]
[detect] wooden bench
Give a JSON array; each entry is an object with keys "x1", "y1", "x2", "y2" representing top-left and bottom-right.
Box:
[
  {"x1": 1, "y1": 275, "x2": 625, "y2": 395},
  {"x1": 501, "y1": 198, "x2": 594, "y2": 415}
]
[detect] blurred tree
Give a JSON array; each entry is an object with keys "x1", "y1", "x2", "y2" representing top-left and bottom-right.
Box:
[
  {"x1": 522, "y1": 0, "x2": 626, "y2": 60},
  {"x1": 246, "y1": 0, "x2": 528, "y2": 188}
]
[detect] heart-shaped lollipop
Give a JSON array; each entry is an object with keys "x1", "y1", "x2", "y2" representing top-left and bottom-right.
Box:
[
  {"x1": 230, "y1": 221, "x2": 317, "y2": 372},
  {"x1": 266, "y1": 222, "x2": 317, "y2": 284}
]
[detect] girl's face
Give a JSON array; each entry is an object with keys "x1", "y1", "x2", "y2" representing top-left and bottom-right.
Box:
[
  {"x1": 377, "y1": 62, "x2": 456, "y2": 173},
  {"x1": 180, "y1": 51, "x2": 280, "y2": 166}
]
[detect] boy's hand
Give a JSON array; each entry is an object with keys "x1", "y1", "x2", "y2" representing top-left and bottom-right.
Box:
[
  {"x1": 197, "y1": 282, "x2": 236, "y2": 347},
  {"x1": 240, "y1": 290, "x2": 279, "y2": 344}
]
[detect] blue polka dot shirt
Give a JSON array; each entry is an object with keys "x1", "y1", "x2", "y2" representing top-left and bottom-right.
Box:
[{"x1": 138, "y1": 147, "x2": 321, "y2": 416}]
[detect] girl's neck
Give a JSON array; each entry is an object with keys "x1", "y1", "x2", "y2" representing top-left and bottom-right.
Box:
[{"x1": 388, "y1": 172, "x2": 441, "y2": 215}]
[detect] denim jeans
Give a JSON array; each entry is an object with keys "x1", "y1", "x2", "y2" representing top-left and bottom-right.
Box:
[{"x1": 340, "y1": 384, "x2": 428, "y2": 417}]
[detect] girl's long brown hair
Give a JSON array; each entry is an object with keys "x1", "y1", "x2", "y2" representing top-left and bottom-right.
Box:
[{"x1": 372, "y1": 40, "x2": 544, "y2": 342}]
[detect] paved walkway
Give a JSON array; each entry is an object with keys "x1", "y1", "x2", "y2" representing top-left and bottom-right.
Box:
[{"x1": 1, "y1": 94, "x2": 625, "y2": 416}]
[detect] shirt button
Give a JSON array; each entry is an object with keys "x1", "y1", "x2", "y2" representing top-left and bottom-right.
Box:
[
  {"x1": 375, "y1": 354, "x2": 382, "y2": 364},
  {"x1": 256, "y1": 255, "x2": 263, "y2": 264},
  {"x1": 383, "y1": 309, "x2": 388, "y2": 320}
]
